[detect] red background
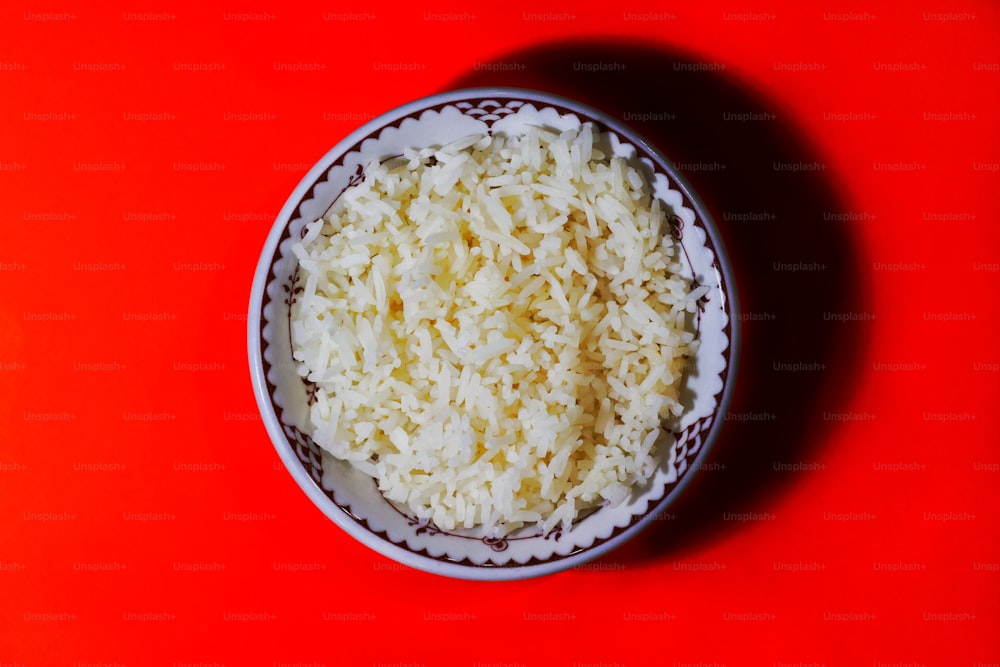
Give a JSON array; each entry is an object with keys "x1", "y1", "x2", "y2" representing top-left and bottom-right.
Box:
[{"x1": 2, "y1": 0, "x2": 998, "y2": 664}]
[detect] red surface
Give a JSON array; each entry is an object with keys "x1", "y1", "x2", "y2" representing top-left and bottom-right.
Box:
[{"x1": 2, "y1": 0, "x2": 998, "y2": 665}]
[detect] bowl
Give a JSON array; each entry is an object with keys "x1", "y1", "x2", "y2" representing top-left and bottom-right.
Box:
[{"x1": 248, "y1": 87, "x2": 739, "y2": 580}]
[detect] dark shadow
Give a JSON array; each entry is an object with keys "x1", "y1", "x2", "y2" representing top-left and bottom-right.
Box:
[{"x1": 447, "y1": 40, "x2": 872, "y2": 565}]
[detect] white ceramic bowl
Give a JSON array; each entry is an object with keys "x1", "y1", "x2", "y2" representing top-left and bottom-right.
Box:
[{"x1": 248, "y1": 88, "x2": 739, "y2": 580}]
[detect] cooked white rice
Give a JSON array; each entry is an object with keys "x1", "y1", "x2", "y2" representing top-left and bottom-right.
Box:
[{"x1": 290, "y1": 124, "x2": 697, "y2": 536}]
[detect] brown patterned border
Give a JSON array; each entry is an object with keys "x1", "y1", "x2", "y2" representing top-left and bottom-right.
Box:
[{"x1": 258, "y1": 93, "x2": 735, "y2": 569}]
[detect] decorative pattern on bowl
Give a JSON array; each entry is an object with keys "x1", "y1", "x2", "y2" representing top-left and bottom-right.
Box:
[{"x1": 249, "y1": 88, "x2": 739, "y2": 580}]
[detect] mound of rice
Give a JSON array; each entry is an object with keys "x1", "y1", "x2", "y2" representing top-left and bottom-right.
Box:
[{"x1": 290, "y1": 124, "x2": 700, "y2": 537}]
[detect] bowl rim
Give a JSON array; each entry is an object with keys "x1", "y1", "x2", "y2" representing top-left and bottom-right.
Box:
[{"x1": 248, "y1": 86, "x2": 741, "y2": 580}]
